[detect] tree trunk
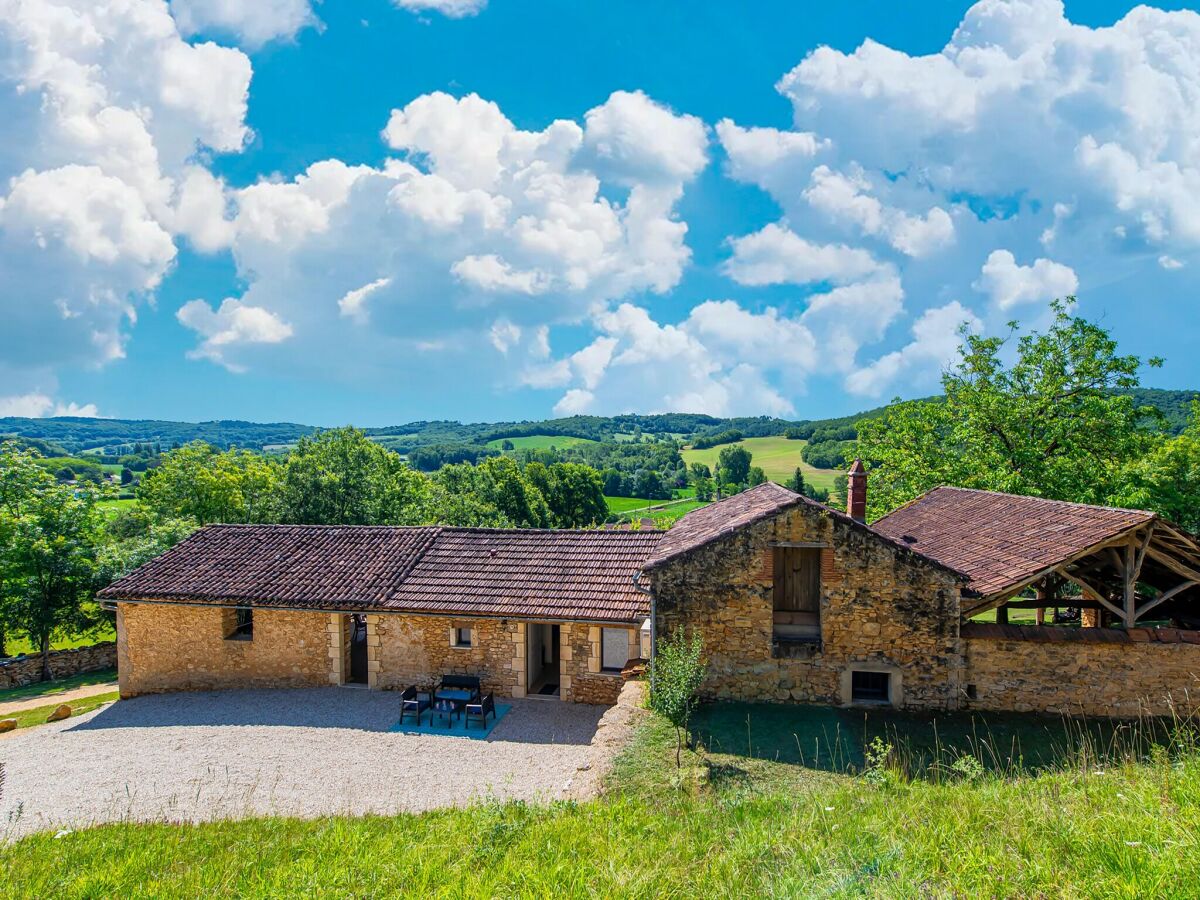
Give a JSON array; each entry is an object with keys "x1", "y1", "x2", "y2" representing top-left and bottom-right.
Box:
[
  {"x1": 39, "y1": 632, "x2": 51, "y2": 682},
  {"x1": 0, "y1": 622, "x2": 7, "y2": 659},
  {"x1": 675, "y1": 726, "x2": 683, "y2": 769}
]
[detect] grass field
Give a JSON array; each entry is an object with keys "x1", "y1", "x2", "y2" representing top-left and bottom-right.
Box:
[
  {"x1": 486, "y1": 435, "x2": 598, "y2": 451},
  {"x1": 96, "y1": 498, "x2": 136, "y2": 518},
  {"x1": 4, "y1": 702, "x2": 1196, "y2": 896},
  {"x1": 3, "y1": 691, "x2": 119, "y2": 729},
  {"x1": 4, "y1": 623, "x2": 115, "y2": 658},
  {"x1": 682, "y1": 436, "x2": 840, "y2": 491},
  {"x1": 0, "y1": 668, "x2": 117, "y2": 705}
]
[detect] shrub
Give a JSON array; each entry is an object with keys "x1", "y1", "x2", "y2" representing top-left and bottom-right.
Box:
[{"x1": 648, "y1": 630, "x2": 707, "y2": 769}]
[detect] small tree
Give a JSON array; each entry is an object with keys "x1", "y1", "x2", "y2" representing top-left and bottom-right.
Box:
[
  {"x1": 788, "y1": 467, "x2": 806, "y2": 495},
  {"x1": 648, "y1": 629, "x2": 707, "y2": 768}
]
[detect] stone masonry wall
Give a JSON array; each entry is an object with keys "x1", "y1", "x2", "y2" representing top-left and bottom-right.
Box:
[
  {"x1": 561, "y1": 624, "x2": 637, "y2": 706},
  {"x1": 0, "y1": 642, "x2": 117, "y2": 689},
  {"x1": 375, "y1": 615, "x2": 524, "y2": 698},
  {"x1": 117, "y1": 602, "x2": 329, "y2": 697},
  {"x1": 965, "y1": 630, "x2": 1200, "y2": 717},
  {"x1": 650, "y1": 504, "x2": 965, "y2": 709}
]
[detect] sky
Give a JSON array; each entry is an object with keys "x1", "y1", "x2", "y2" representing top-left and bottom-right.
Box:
[{"x1": 2, "y1": 0, "x2": 1199, "y2": 427}]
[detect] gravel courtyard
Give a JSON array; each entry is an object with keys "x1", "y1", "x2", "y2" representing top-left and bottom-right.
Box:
[{"x1": 0, "y1": 688, "x2": 616, "y2": 839}]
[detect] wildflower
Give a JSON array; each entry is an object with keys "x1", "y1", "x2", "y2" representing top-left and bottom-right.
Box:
[
  {"x1": 54, "y1": 829, "x2": 72, "y2": 839},
  {"x1": 824, "y1": 807, "x2": 835, "y2": 812}
]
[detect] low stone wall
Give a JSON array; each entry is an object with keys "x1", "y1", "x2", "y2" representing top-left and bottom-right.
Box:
[
  {"x1": 118, "y1": 603, "x2": 330, "y2": 697},
  {"x1": 964, "y1": 624, "x2": 1200, "y2": 716},
  {"x1": 0, "y1": 642, "x2": 117, "y2": 689},
  {"x1": 375, "y1": 615, "x2": 525, "y2": 697}
]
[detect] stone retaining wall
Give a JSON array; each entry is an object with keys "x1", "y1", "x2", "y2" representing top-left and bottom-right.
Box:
[
  {"x1": 117, "y1": 603, "x2": 329, "y2": 697},
  {"x1": 0, "y1": 641, "x2": 117, "y2": 689},
  {"x1": 964, "y1": 625, "x2": 1200, "y2": 716},
  {"x1": 650, "y1": 502, "x2": 965, "y2": 709}
]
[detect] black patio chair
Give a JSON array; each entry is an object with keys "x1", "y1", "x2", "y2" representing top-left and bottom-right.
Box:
[
  {"x1": 464, "y1": 692, "x2": 496, "y2": 730},
  {"x1": 399, "y1": 685, "x2": 430, "y2": 726}
]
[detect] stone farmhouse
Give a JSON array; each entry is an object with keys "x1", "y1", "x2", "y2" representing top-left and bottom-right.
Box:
[{"x1": 99, "y1": 464, "x2": 1200, "y2": 717}]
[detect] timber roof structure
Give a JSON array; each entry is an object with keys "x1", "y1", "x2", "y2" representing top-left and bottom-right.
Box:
[{"x1": 99, "y1": 524, "x2": 662, "y2": 624}]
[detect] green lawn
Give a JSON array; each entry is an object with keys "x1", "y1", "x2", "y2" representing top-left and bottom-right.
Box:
[
  {"x1": 682, "y1": 436, "x2": 839, "y2": 491},
  {"x1": 3, "y1": 701, "x2": 1196, "y2": 896},
  {"x1": 4, "y1": 622, "x2": 115, "y2": 658},
  {"x1": 486, "y1": 435, "x2": 599, "y2": 451},
  {"x1": 0, "y1": 668, "x2": 117, "y2": 705},
  {"x1": 3, "y1": 691, "x2": 119, "y2": 729},
  {"x1": 96, "y1": 498, "x2": 137, "y2": 518}
]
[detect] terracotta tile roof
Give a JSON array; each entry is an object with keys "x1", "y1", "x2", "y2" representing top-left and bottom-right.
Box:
[
  {"x1": 99, "y1": 524, "x2": 662, "y2": 623},
  {"x1": 383, "y1": 528, "x2": 662, "y2": 622},
  {"x1": 872, "y1": 487, "x2": 1155, "y2": 599},
  {"x1": 643, "y1": 482, "x2": 967, "y2": 582},
  {"x1": 98, "y1": 525, "x2": 441, "y2": 609}
]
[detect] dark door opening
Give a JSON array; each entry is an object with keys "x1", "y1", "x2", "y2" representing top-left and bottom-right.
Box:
[
  {"x1": 526, "y1": 623, "x2": 560, "y2": 697},
  {"x1": 348, "y1": 614, "x2": 368, "y2": 685}
]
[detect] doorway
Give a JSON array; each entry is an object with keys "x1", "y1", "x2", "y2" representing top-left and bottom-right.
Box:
[
  {"x1": 347, "y1": 614, "x2": 368, "y2": 685},
  {"x1": 526, "y1": 623, "x2": 560, "y2": 697}
]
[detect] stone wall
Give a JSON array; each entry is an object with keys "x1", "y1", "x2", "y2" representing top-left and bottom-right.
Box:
[
  {"x1": 375, "y1": 615, "x2": 525, "y2": 697},
  {"x1": 0, "y1": 642, "x2": 117, "y2": 689},
  {"x1": 117, "y1": 602, "x2": 329, "y2": 697},
  {"x1": 561, "y1": 624, "x2": 637, "y2": 706},
  {"x1": 964, "y1": 625, "x2": 1200, "y2": 716},
  {"x1": 650, "y1": 504, "x2": 965, "y2": 709}
]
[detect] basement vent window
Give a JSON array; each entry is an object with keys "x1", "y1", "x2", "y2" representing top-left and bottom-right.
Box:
[
  {"x1": 966, "y1": 684, "x2": 978, "y2": 701},
  {"x1": 851, "y1": 670, "x2": 890, "y2": 704}
]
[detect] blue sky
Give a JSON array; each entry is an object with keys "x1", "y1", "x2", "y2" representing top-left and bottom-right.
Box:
[{"x1": 2, "y1": 0, "x2": 1199, "y2": 426}]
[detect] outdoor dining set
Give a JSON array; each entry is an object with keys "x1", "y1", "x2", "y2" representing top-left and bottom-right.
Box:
[{"x1": 398, "y1": 674, "x2": 497, "y2": 730}]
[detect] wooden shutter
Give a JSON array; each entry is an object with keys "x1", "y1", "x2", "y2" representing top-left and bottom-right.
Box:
[{"x1": 773, "y1": 547, "x2": 821, "y2": 612}]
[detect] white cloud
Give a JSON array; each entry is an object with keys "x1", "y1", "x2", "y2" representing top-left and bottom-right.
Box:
[
  {"x1": 803, "y1": 165, "x2": 954, "y2": 257},
  {"x1": 177, "y1": 298, "x2": 294, "y2": 372},
  {"x1": 1159, "y1": 255, "x2": 1184, "y2": 270},
  {"x1": 974, "y1": 249, "x2": 1078, "y2": 309},
  {"x1": 0, "y1": 0, "x2": 252, "y2": 374},
  {"x1": 452, "y1": 255, "x2": 551, "y2": 295},
  {"x1": 581, "y1": 90, "x2": 709, "y2": 187},
  {"x1": 392, "y1": 0, "x2": 487, "y2": 18},
  {"x1": 724, "y1": 223, "x2": 884, "y2": 286},
  {"x1": 845, "y1": 301, "x2": 982, "y2": 397},
  {"x1": 338, "y1": 278, "x2": 393, "y2": 324},
  {"x1": 716, "y1": 119, "x2": 826, "y2": 191},
  {"x1": 170, "y1": 0, "x2": 319, "y2": 49},
  {"x1": 0, "y1": 393, "x2": 100, "y2": 418}
]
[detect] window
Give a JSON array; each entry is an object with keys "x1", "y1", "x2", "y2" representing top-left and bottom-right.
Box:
[
  {"x1": 851, "y1": 670, "x2": 890, "y2": 703},
  {"x1": 773, "y1": 547, "x2": 821, "y2": 640},
  {"x1": 601, "y1": 628, "x2": 630, "y2": 673},
  {"x1": 226, "y1": 607, "x2": 253, "y2": 641},
  {"x1": 452, "y1": 626, "x2": 473, "y2": 648}
]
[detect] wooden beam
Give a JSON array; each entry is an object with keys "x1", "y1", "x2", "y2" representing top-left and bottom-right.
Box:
[
  {"x1": 1059, "y1": 571, "x2": 1126, "y2": 621},
  {"x1": 1134, "y1": 524, "x2": 1154, "y2": 576},
  {"x1": 1136, "y1": 580, "x2": 1200, "y2": 619},
  {"x1": 1123, "y1": 541, "x2": 1137, "y2": 628},
  {"x1": 1144, "y1": 547, "x2": 1200, "y2": 584}
]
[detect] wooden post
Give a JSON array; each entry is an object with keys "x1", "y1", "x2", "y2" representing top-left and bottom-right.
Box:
[
  {"x1": 995, "y1": 604, "x2": 1008, "y2": 625},
  {"x1": 1035, "y1": 583, "x2": 1047, "y2": 626},
  {"x1": 1123, "y1": 541, "x2": 1137, "y2": 628}
]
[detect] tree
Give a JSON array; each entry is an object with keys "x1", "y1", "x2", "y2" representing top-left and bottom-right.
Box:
[
  {"x1": 526, "y1": 462, "x2": 607, "y2": 528},
  {"x1": 717, "y1": 445, "x2": 752, "y2": 487},
  {"x1": 5, "y1": 475, "x2": 106, "y2": 679},
  {"x1": 120, "y1": 467, "x2": 134, "y2": 486},
  {"x1": 278, "y1": 428, "x2": 431, "y2": 525},
  {"x1": 434, "y1": 456, "x2": 549, "y2": 528},
  {"x1": 1116, "y1": 401, "x2": 1200, "y2": 531},
  {"x1": 139, "y1": 442, "x2": 281, "y2": 525},
  {"x1": 648, "y1": 629, "x2": 707, "y2": 768},
  {"x1": 788, "y1": 467, "x2": 806, "y2": 495},
  {"x1": 0, "y1": 442, "x2": 58, "y2": 658},
  {"x1": 747, "y1": 466, "x2": 767, "y2": 487},
  {"x1": 856, "y1": 301, "x2": 1163, "y2": 518}
]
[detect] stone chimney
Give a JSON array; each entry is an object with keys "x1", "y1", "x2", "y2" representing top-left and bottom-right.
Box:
[{"x1": 847, "y1": 458, "x2": 867, "y2": 523}]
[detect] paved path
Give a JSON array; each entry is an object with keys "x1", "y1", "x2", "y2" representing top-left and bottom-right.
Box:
[
  {"x1": 0, "y1": 681, "x2": 118, "y2": 717},
  {"x1": 0, "y1": 687, "x2": 613, "y2": 839}
]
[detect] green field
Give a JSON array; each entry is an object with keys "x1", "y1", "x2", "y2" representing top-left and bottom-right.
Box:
[
  {"x1": 486, "y1": 435, "x2": 599, "y2": 451},
  {"x1": 681, "y1": 436, "x2": 840, "y2": 491},
  {"x1": 4, "y1": 623, "x2": 115, "y2": 658},
  {"x1": 4, "y1": 702, "x2": 1196, "y2": 896},
  {"x1": 96, "y1": 498, "x2": 136, "y2": 518}
]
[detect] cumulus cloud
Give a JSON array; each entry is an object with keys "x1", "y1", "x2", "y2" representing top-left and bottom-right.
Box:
[
  {"x1": 170, "y1": 0, "x2": 319, "y2": 48},
  {"x1": 845, "y1": 301, "x2": 982, "y2": 397},
  {"x1": 580, "y1": 90, "x2": 709, "y2": 187},
  {"x1": 724, "y1": 223, "x2": 884, "y2": 286},
  {"x1": 338, "y1": 278, "x2": 393, "y2": 324},
  {"x1": 0, "y1": 0, "x2": 252, "y2": 375},
  {"x1": 974, "y1": 249, "x2": 1078, "y2": 309},
  {"x1": 177, "y1": 298, "x2": 294, "y2": 372},
  {"x1": 0, "y1": 393, "x2": 100, "y2": 418}
]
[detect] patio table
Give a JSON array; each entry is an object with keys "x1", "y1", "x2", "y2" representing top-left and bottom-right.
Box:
[{"x1": 431, "y1": 698, "x2": 459, "y2": 727}]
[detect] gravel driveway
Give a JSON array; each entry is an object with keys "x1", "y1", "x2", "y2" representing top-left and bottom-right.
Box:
[{"x1": 0, "y1": 688, "x2": 610, "y2": 839}]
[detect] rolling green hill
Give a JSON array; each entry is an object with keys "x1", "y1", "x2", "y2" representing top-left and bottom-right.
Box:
[{"x1": 681, "y1": 437, "x2": 840, "y2": 491}]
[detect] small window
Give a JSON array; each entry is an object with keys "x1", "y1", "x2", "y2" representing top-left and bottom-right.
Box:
[
  {"x1": 227, "y1": 607, "x2": 253, "y2": 641},
  {"x1": 452, "y1": 626, "x2": 472, "y2": 648},
  {"x1": 965, "y1": 683, "x2": 978, "y2": 701},
  {"x1": 601, "y1": 628, "x2": 630, "y2": 672},
  {"x1": 851, "y1": 670, "x2": 890, "y2": 703}
]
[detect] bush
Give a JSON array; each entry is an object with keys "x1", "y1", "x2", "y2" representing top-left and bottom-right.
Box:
[{"x1": 648, "y1": 630, "x2": 707, "y2": 768}]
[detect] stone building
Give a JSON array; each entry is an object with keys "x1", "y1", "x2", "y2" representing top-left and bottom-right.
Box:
[{"x1": 100, "y1": 466, "x2": 1200, "y2": 716}]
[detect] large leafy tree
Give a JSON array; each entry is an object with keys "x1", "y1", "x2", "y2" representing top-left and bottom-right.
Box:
[
  {"x1": 525, "y1": 462, "x2": 608, "y2": 527},
  {"x1": 0, "y1": 442, "x2": 56, "y2": 658},
  {"x1": 1116, "y1": 401, "x2": 1200, "y2": 531},
  {"x1": 139, "y1": 442, "x2": 280, "y2": 524},
  {"x1": 857, "y1": 301, "x2": 1164, "y2": 519},
  {"x1": 435, "y1": 456, "x2": 550, "y2": 528},
  {"x1": 1, "y1": 446, "x2": 107, "y2": 678},
  {"x1": 716, "y1": 445, "x2": 752, "y2": 487},
  {"x1": 278, "y1": 428, "x2": 432, "y2": 525}
]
